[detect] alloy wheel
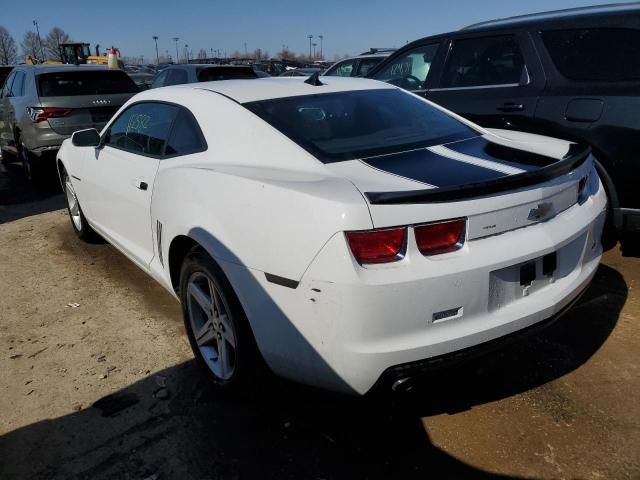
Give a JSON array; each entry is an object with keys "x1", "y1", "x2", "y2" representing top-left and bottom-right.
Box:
[{"x1": 186, "y1": 271, "x2": 238, "y2": 380}]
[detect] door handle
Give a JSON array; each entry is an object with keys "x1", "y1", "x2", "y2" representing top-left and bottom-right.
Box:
[{"x1": 497, "y1": 102, "x2": 525, "y2": 112}]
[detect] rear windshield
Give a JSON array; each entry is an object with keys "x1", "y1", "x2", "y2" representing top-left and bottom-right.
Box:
[
  {"x1": 37, "y1": 70, "x2": 139, "y2": 97},
  {"x1": 244, "y1": 89, "x2": 477, "y2": 162},
  {"x1": 197, "y1": 67, "x2": 257, "y2": 82}
]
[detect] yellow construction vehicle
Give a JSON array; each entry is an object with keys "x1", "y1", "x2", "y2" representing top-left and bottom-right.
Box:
[{"x1": 58, "y1": 42, "x2": 107, "y2": 65}]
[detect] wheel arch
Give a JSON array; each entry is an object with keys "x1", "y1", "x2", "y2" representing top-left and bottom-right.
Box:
[{"x1": 168, "y1": 235, "x2": 201, "y2": 294}]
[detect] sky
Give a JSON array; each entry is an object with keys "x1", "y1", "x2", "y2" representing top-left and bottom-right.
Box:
[{"x1": 3, "y1": 0, "x2": 634, "y2": 62}]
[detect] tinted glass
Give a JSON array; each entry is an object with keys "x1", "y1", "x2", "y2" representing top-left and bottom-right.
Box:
[
  {"x1": 37, "y1": 70, "x2": 138, "y2": 96},
  {"x1": 245, "y1": 89, "x2": 476, "y2": 163},
  {"x1": 105, "y1": 102, "x2": 179, "y2": 156},
  {"x1": 372, "y1": 44, "x2": 439, "y2": 90},
  {"x1": 165, "y1": 109, "x2": 206, "y2": 156},
  {"x1": 10, "y1": 71, "x2": 25, "y2": 96},
  {"x1": 440, "y1": 35, "x2": 524, "y2": 88},
  {"x1": 356, "y1": 58, "x2": 383, "y2": 77},
  {"x1": 151, "y1": 70, "x2": 168, "y2": 88},
  {"x1": 165, "y1": 68, "x2": 188, "y2": 86},
  {"x1": 325, "y1": 59, "x2": 356, "y2": 77},
  {"x1": 541, "y1": 28, "x2": 640, "y2": 82},
  {"x1": 2, "y1": 71, "x2": 15, "y2": 97},
  {"x1": 197, "y1": 67, "x2": 257, "y2": 81}
]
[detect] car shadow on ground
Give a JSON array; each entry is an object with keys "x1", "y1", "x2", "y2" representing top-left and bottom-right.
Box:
[
  {"x1": 0, "y1": 265, "x2": 626, "y2": 480},
  {"x1": 0, "y1": 158, "x2": 64, "y2": 224}
]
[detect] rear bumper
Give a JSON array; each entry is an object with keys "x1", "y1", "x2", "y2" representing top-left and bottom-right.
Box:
[
  {"x1": 230, "y1": 184, "x2": 607, "y2": 395},
  {"x1": 20, "y1": 122, "x2": 67, "y2": 156},
  {"x1": 372, "y1": 280, "x2": 588, "y2": 392}
]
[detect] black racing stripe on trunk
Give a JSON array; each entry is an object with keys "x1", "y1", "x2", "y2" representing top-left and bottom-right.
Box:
[
  {"x1": 363, "y1": 148, "x2": 506, "y2": 187},
  {"x1": 446, "y1": 136, "x2": 555, "y2": 170}
]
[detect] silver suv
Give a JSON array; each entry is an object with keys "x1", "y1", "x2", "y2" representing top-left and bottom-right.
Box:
[{"x1": 0, "y1": 65, "x2": 138, "y2": 183}]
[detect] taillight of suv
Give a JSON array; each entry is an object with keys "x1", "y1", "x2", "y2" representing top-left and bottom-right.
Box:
[{"x1": 27, "y1": 107, "x2": 73, "y2": 123}]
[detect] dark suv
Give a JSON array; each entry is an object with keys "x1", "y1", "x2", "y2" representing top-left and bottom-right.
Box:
[
  {"x1": 367, "y1": 4, "x2": 640, "y2": 246},
  {"x1": 0, "y1": 65, "x2": 138, "y2": 182}
]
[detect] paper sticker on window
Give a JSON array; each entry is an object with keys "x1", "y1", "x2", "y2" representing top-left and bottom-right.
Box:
[{"x1": 126, "y1": 113, "x2": 150, "y2": 134}]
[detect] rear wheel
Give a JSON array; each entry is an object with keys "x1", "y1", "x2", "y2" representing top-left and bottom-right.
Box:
[
  {"x1": 179, "y1": 247, "x2": 263, "y2": 392},
  {"x1": 63, "y1": 170, "x2": 100, "y2": 242}
]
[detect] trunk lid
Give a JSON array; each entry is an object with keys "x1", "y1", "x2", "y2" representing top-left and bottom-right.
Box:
[{"x1": 326, "y1": 131, "x2": 592, "y2": 239}]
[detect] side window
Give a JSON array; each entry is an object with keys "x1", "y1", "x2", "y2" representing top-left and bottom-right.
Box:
[
  {"x1": 439, "y1": 35, "x2": 525, "y2": 88},
  {"x1": 2, "y1": 72, "x2": 15, "y2": 97},
  {"x1": 10, "y1": 72, "x2": 25, "y2": 97},
  {"x1": 105, "y1": 102, "x2": 179, "y2": 156},
  {"x1": 541, "y1": 28, "x2": 640, "y2": 82},
  {"x1": 356, "y1": 58, "x2": 383, "y2": 77},
  {"x1": 325, "y1": 59, "x2": 357, "y2": 77},
  {"x1": 165, "y1": 109, "x2": 206, "y2": 156},
  {"x1": 372, "y1": 44, "x2": 439, "y2": 90},
  {"x1": 151, "y1": 70, "x2": 169, "y2": 89},
  {"x1": 165, "y1": 68, "x2": 189, "y2": 86}
]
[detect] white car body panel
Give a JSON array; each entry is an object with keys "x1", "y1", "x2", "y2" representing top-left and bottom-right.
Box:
[{"x1": 57, "y1": 77, "x2": 607, "y2": 394}]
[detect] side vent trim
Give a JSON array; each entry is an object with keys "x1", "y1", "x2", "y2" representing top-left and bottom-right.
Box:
[
  {"x1": 156, "y1": 220, "x2": 164, "y2": 267},
  {"x1": 265, "y1": 273, "x2": 299, "y2": 289}
]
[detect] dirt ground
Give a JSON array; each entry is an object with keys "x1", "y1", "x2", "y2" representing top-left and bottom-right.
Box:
[{"x1": 0, "y1": 166, "x2": 639, "y2": 479}]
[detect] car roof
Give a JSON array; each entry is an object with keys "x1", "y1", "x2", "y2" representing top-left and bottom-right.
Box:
[
  {"x1": 463, "y1": 2, "x2": 640, "y2": 31},
  {"x1": 15, "y1": 64, "x2": 116, "y2": 73},
  {"x1": 164, "y1": 64, "x2": 254, "y2": 70},
  {"x1": 143, "y1": 76, "x2": 394, "y2": 104}
]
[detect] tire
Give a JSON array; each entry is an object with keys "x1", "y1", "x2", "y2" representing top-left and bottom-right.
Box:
[
  {"x1": 62, "y1": 169, "x2": 100, "y2": 242},
  {"x1": 621, "y1": 231, "x2": 640, "y2": 257},
  {"x1": 179, "y1": 247, "x2": 263, "y2": 392},
  {"x1": 18, "y1": 142, "x2": 37, "y2": 183}
]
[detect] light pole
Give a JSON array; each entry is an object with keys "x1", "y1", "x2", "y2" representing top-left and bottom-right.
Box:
[
  {"x1": 172, "y1": 37, "x2": 179, "y2": 63},
  {"x1": 318, "y1": 35, "x2": 323, "y2": 59},
  {"x1": 33, "y1": 20, "x2": 45, "y2": 61},
  {"x1": 307, "y1": 35, "x2": 313, "y2": 59},
  {"x1": 152, "y1": 36, "x2": 159, "y2": 64},
  {"x1": 312, "y1": 43, "x2": 317, "y2": 58},
  {"x1": 184, "y1": 44, "x2": 189, "y2": 63}
]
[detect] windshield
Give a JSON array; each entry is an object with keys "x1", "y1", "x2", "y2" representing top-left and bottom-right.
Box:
[
  {"x1": 244, "y1": 88, "x2": 477, "y2": 162},
  {"x1": 38, "y1": 70, "x2": 139, "y2": 97}
]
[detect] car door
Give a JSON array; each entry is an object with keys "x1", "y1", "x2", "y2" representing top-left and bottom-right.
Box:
[
  {"x1": 81, "y1": 101, "x2": 179, "y2": 268},
  {"x1": 0, "y1": 71, "x2": 16, "y2": 153},
  {"x1": 426, "y1": 31, "x2": 545, "y2": 132}
]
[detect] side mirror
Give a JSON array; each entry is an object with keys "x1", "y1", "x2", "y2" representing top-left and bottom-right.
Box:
[{"x1": 71, "y1": 128, "x2": 101, "y2": 147}]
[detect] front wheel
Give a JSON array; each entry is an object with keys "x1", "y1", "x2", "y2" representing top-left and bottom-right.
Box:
[
  {"x1": 63, "y1": 170, "x2": 100, "y2": 242},
  {"x1": 179, "y1": 247, "x2": 263, "y2": 392}
]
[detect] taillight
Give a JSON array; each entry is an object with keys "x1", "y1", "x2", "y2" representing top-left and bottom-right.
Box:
[
  {"x1": 346, "y1": 227, "x2": 406, "y2": 264},
  {"x1": 27, "y1": 107, "x2": 73, "y2": 123},
  {"x1": 415, "y1": 218, "x2": 466, "y2": 256}
]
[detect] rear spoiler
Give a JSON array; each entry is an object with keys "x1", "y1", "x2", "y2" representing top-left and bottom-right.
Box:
[{"x1": 364, "y1": 143, "x2": 591, "y2": 205}]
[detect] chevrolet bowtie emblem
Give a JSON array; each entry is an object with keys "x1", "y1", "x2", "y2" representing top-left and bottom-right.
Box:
[{"x1": 528, "y1": 202, "x2": 553, "y2": 221}]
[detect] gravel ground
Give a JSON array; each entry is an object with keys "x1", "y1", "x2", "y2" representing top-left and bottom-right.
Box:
[{"x1": 0, "y1": 172, "x2": 638, "y2": 479}]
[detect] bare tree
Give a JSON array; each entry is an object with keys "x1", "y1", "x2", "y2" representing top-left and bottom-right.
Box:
[
  {"x1": 0, "y1": 26, "x2": 17, "y2": 65},
  {"x1": 197, "y1": 48, "x2": 207, "y2": 60},
  {"x1": 21, "y1": 31, "x2": 40, "y2": 61},
  {"x1": 44, "y1": 27, "x2": 70, "y2": 61}
]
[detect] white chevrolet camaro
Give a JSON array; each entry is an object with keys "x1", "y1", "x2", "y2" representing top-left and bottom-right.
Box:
[{"x1": 57, "y1": 76, "x2": 607, "y2": 394}]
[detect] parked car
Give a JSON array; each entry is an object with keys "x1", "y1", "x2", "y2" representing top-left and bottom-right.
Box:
[
  {"x1": 150, "y1": 64, "x2": 258, "y2": 88},
  {"x1": 279, "y1": 68, "x2": 323, "y2": 77},
  {"x1": 367, "y1": 3, "x2": 640, "y2": 246},
  {"x1": 57, "y1": 77, "x2": 605, "y2": 394},
  {"x1": 324, "y1": 48, "x2": 395, "y2": 77},
  {"x1": 0, "y1": 65, "x2": 138, "y2": 182}
]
